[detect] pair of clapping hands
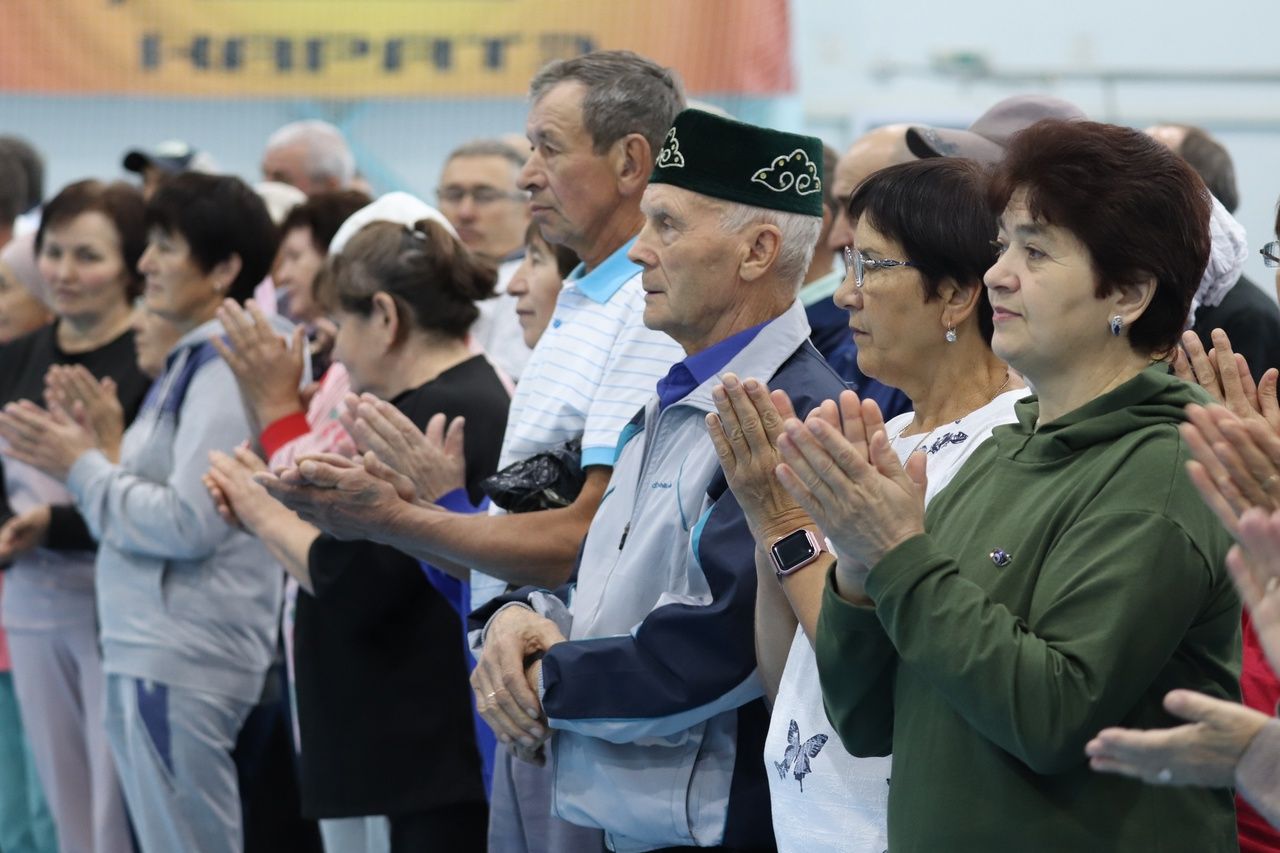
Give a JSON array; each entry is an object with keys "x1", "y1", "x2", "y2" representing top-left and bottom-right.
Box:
[
  {"x1": 0, "y1": 365, "x2": 125, "y2": 562},
  {"x1": 1087, "y1": 329, "x2": 1280, "y2": 790},
  {"x1": 203, "y1": 391, "x2": 469, "y2": 537},
  {"x1": 704, "y1": 372, "x2": 927, "y2": 600}
]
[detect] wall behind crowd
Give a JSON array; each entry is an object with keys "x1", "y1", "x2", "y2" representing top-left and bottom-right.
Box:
[{"x1": 3, "y1": 0, "x2": 1276, "y2": 291}]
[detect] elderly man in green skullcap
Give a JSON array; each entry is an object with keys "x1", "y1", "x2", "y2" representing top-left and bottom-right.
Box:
[{"x1": 471, "y1": 109, "x2": 846, "y2": 852}]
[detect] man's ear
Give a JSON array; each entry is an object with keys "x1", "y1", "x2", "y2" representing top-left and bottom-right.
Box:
[
  {"x1": 739, "y1": 224, "x2": 783, "y2": 284},
  {"x1": 614, "y1": 133, "x2": 654, "y2": 197}
]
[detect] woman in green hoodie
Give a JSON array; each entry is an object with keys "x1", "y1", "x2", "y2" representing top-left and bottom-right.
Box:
[{"x1": 775, "y1": 119, "x2": 1240, "y2": 852}]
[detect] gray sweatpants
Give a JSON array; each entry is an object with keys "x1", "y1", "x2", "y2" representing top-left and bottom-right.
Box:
[
  {"x1": 7, "y1": 625, "x2": 133, "y2": 853},
  {"x1": 487, "y1": 747, "x2": 604, "y2": 853},
  {"x1": 104, "y1": 674, "x2": 253, "y2": 853}
]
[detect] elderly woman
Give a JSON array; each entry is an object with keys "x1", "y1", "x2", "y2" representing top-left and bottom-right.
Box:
[
  {"x1": 768, "y1": 120, "x2": 1237, "y2": 851},
  {"x1": 206, "y1": 218, "x2": 509, "y2": 853},
  {"x1": 0, "y1": 181, "x2": 155, "y2": 853},
  {"x1": 0, "y1": 172, "x2": 286, "y2": 853},
  {"x1": 708, "y1": 157, "x2": 1023, "y2": 852}
]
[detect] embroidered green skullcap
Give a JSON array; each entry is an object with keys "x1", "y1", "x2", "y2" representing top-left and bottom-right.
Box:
[{"x1": 649, "y1": 109, "x2": 824, "y2": 217}]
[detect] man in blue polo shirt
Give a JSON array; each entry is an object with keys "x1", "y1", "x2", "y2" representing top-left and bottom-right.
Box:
[{"x1": 470, "y1": 109, "x2": 850, "y2": 852}]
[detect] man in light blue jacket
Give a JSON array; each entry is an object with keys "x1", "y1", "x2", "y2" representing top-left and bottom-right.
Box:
[{"x1": 471, "y1": 109, "x2": 849, "y2": 852}]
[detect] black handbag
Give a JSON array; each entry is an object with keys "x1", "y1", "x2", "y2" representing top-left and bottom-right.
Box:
[{"x1": 479, "y1": 437, "x2": 585, "y2": 513}]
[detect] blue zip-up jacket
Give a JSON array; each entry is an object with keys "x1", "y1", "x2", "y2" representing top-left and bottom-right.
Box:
[{"x1": 475, "y1": 301, "x2": 847, "y2": 852}]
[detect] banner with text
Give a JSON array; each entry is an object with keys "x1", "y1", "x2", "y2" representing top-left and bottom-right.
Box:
[{"x1": 0, "y1": 1, "x2": 792, "y2": 98}]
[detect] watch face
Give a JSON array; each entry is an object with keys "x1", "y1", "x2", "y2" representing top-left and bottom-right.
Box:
[{"x1": 772, "y1": 529, "x2": 818, "y2": 574}]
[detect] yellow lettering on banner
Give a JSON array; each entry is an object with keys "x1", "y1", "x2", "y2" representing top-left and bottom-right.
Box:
[{"x1": 0, "y1": 0, "x2": 792, "y2": 97}]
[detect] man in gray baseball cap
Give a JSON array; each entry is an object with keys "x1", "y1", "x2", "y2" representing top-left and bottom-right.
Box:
[{"x1": 906, "y1": 95, "x2": 1086, "y2": 165}]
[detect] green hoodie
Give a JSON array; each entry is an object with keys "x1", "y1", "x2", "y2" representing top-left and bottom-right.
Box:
[{"x1": 816, "y1": 366, "x2": 1240, "y2": 852}]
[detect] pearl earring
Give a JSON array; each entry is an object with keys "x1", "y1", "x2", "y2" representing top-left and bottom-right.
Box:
[
  {"x1": 945, "y1": 326, "x2": 957, "y2": 344},
  {"x1": 1109, "y1": 315, "x2": 1124, "y2": 337}
]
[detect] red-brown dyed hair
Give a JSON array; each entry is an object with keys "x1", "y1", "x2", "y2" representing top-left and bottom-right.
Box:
[{"x1": 989, "y1": 119, "x2": 1211, "y2": 356}]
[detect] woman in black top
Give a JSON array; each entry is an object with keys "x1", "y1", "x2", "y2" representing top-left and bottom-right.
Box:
[
  {"x1": 207, "y1": 217, "x2": 508, "y2": 852},
  {"x1": 0, "y1": 181, "x2": 152, "y2": 853}
]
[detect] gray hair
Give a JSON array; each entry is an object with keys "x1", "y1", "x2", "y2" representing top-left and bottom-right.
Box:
[
  {"x1": 530, "y1": 50, "x2": 685, "y2": 155},
  {"x1": 445, "y1": 138, "x2": 528, "y2": 171},
  {"x1": 718, "y1": 201, "x2": 822, "y2": 287},
  {"x1": 265, "y1": 120, "x2": 355, "y2": 187}
]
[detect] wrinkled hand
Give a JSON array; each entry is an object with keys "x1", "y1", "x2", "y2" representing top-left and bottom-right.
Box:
[
  {"x1": 44, "y1": 365, "x2": 125, "y2": 463},
  {"x1": 0, "y1": 399, "x2": 99, "y2": 482},
  {"x1": 706, "y1": 373, "x2": 812, "y2": 544},
  {"x1": 1173, "y1": 329, "x2": 1280, "y2": 430},
  {"x1": 1226, "y1": 508, "x2": 1280, "y2": 671},
  {"x1": 342, "y1": 393, "x2": 467, "y2": 504},
  {"x1": 1086, "y1": 689, "x2": 1270, "y2": 788},
  {"x1": 206, "y1": 445, "x2": 283, "y2": 534},
  {"x1": 255, "y1": 453, "x2": 409, "y2": 542},
  {"x1": 1183, "y1": 404, "x2": 1280, "y2": 533},
  {"x1": 210, "y1": 299, "x2": 307, "y2": 427},
  {"x1": 775, "y1": 389, "x2": 926, "y2": 599},
  {"x1": 0, "y1": 505, "x2": 51, "y2": 563},
  {"x1": 471, "y1": 606, "x2": 565, "y2": 755}
]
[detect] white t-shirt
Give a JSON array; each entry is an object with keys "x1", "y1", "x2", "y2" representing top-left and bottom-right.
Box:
[{"x1": 764, "y1": 386, "x2": 1025, "y2": 853}]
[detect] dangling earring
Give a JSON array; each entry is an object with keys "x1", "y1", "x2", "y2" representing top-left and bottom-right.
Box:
[
  {"x1": 1109, "y1": 315, "x2": 1124, "y2": 337},
  {"x1": 945, "y1": 326, "x2": 957, "y2": 344}
]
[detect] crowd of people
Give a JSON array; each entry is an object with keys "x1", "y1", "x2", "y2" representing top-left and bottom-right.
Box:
[{"x1": 0, "y1": 46, "x2": 1279, "y2": 853}]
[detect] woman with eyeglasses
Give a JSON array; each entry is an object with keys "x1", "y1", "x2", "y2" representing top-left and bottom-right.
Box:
[
  {"x1": 766, "y1": 120, "x2": 1238, "y2": 851},
  {"x1": 707, "y1": 157, "x2": 1024, "y2": 852}
]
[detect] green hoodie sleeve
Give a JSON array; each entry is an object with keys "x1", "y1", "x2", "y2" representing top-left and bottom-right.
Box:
[{"x1": 820, "y1": 511, "x2": 1233, "y2": 775}]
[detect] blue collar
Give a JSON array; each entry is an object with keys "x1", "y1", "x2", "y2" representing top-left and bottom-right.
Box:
[
  {"x1": 567, "y1": 237, "x2": 640, "y2": 304},
  {"x1": 656, "y1": 321, "x2": 768, "y2": 411}
]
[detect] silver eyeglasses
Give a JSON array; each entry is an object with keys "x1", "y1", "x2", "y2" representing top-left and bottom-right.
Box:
[
  {"x1": 843, "y1": 245, "x2": 919, "y2": 288},
  {"x1": 1262, "y1": 241, "x2": 1280, "y2": 269},
  {"x1": 436, "y1": 186, "x2": 529, "y2": 206}
]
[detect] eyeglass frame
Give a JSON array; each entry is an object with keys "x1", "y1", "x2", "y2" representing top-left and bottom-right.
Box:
[
  {"x1": 843, "y1": 245, "x2": 919, "y2": 288},
  {"x1": 435, "y1": 185, "x2": 529, "y2": 206},
  {"x1": 1262, "y1": 241, "x2": 1280, "y2": 269}
]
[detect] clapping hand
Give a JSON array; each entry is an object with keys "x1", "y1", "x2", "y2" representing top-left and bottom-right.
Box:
[
  {"x1": 44, "y1": 364, "x2": 125, "y2": 463},
  {"x1": 341, "y1": 393, "x2": 467, "y2": 505}
]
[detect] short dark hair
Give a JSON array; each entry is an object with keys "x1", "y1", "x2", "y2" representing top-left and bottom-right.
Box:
[
  {"x1": 325, "y1": 219, "x2": 496, "y2": 340},
  {"x1": 990, "y1": 119, "x2": 1211, "y2": 356},
  {"x1": 0, "y1": 149, "x2": 28, "y2": 225},
  {"x1": 529, "y1": 50, "x2": 685, "y2": 155},
  {"x1": 0, "y1": 136, "x2": 44, "y2": 213},
  {"x1": 1172, "y1": 125, "x2": 1239, "y2": 213},
  {"x1": 524, "y1": 220, "x2": 579, "y2": 278},
  {"x1": 37, "y1": 180, "x2": 147, "y2": 297},
  {"x1": 279, "y1": 189, "x2": 372, "y2": 255},
  {"x1": 146, "y1": 173, "x2": 279, "y2": 304},
  {"x1": 848, "y1": 158, "x2": 996, "y2": 344}
]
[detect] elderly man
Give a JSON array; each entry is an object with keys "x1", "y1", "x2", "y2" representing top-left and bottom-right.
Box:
[
  {"x1": 470, "y1": 109, "x2": 848, "y2": 853},
  {"x1": 261, "y1": 120, "x2": 355, "y2": 196},
  {"x1": 436, "y1": 138, "x2": 533, "y2": 380},
  {"x1": 258, "y1": 50, "x2": 685, "y2": 853}
]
